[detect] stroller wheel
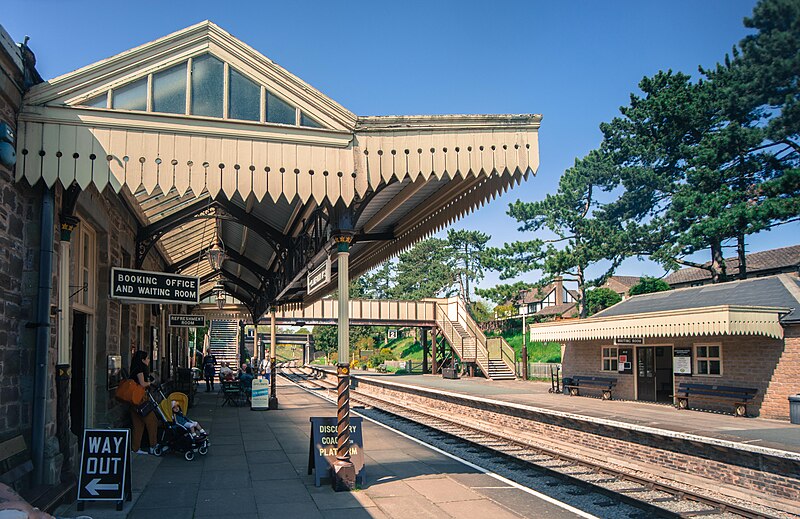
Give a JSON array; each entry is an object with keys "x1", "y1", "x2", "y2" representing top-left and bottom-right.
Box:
[
  {"x1": 184, "y1": 450, "x2": 195, "y2": 461},
  {"x1": 198, "y1": 445, "x2": 208, "y2": 455},
  {"x1": 152, "y1": 445, "x2": 163, "y2": 457}
]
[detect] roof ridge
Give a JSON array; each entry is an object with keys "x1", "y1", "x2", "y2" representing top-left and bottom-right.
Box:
[{"x1": 776, "y1": 274, "x2": 800, "y2": 313}]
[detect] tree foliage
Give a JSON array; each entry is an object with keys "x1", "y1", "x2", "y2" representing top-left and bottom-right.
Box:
[
  {"x1": 475, "y1": 281, "x2": 534, "y2": 305},
  {"x1": 447, "y1": 229, "x2": 491, "y2": 303},
  {"x1": 586, "y1": 288, "x2": 622, "y2": 316},
  {"x1": 628, "y1": 276, "x2": 671, "y2": 296},
  {"x1": 391, "y1": 238, "x2": 456, "y2": 300},
  {"x1": 486, "y1": 150, "x2": 629, "y2": 318}
]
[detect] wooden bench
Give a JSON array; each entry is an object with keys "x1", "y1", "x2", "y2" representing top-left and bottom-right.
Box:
[
  {"x1": 564, "y1": 376, "x2": 617, "y2": 400},
  {"x1": 0, "y1": 435, "x2": 75, "y2": 513},
  {"x1": 676, "y1": 383, "x2": 757, "y2": 417}
]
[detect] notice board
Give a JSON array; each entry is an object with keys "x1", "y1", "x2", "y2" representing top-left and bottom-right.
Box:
[
  {"x1": 308, "y1": 416, "x2": 365, "y2": 487},
  {"x1": 251, "y1": 378, "x2": 270, "y2": 410},
  {"x1": 77, "y1": 429, "x2": 131, "y2": 511}
]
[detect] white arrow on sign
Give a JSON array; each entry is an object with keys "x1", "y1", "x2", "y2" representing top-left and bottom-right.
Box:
[{"x1": 86, "y1": 478, "x2": 119, "y2": 496}]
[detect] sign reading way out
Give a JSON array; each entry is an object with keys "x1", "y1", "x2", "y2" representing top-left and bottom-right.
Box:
[
  {"x1": 308, "y1": 416, "x2": 365, "y2": 487},
  {"x1": 77, "y1": 429, "x2": 131, "y2": 507},
  {"x1": 110, "y1": 267, "x2": 200, "y2": 305}
]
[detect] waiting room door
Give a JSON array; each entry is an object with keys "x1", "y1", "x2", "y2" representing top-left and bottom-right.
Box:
[
  {"x1": 70, "y1": 312, "x2": 87, "y2": 436},
  {"x1": 636, "y1": 346, "x2": 673, "y2": 402}
]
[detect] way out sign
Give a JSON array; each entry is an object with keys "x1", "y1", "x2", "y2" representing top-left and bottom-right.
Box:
[{"x1": 77, "y1": 429, "x2": 131, "y2": 510}]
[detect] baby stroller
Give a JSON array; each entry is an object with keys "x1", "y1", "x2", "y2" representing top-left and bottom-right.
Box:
[{"x1": 148, "y1": 386, "x2": 209, "y2": 461}]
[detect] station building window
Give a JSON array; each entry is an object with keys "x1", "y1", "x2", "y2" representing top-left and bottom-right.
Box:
[
  {"x1": 75, "y1": 223, "x2": 96, "y2": 310},
  {"x1": 694, "y1": 344, "x2": 722, "y2": 376},
  {"x1": 602, "y1": 347, "x2": 618, "y2": 371}
]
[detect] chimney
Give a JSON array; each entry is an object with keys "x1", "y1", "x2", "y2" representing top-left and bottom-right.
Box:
[{"x1": 554, "y1": 276, "x2": 564, "y2": 305}]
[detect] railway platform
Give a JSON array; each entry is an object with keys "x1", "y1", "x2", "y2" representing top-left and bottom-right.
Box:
[
  {"x1": 328, "y1": 368, "x2": 800, "y2": 456},
  {"x1": 55, "y1": 378, "x2": 587, "y2": 519}
]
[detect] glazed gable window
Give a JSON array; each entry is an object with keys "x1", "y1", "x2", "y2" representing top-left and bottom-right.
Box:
[
  {"x1": 602, "y1": 347, "x2": 618, "y2": 371},
  {"x1": 695, "y1": 344, "x2": 722, "y2": 376},
  {"x1": 80, "y1": 54, "x2": 325, "y2": 129}
]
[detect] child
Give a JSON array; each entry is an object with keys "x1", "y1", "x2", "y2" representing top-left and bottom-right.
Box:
[{"x1": 171, "y1": 400, "x2": 206, "y2": 437}]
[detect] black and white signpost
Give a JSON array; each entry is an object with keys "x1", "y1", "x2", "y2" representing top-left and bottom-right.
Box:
[
  {"x1": 110, "y1": 267, "x2": 200, "y2": 305},
  {"x1": 77, "y1": 429, "x2": 131, "y2": 511}
]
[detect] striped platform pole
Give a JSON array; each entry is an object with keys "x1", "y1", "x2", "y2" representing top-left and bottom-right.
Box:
[
  {"x1": 269, "y1": 308, "x2": 278, "y2": 409},
  {"x1": 333, "y1": 234, "x2": 356, "y2": 491}
]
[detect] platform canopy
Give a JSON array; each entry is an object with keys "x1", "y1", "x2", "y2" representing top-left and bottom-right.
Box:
[
  {"x1": 16, "y1": 21, "x2": 541, "y2": 318},
  {"x1": 529, "y1": 305, "x2": 789, "y2": 342}
]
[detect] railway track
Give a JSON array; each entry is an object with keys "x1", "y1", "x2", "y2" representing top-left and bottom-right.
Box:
[{"x1": 281, "y1": 366, "x2": 790, "y2": 519}]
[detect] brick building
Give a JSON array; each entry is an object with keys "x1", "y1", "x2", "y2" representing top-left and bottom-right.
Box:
[
  {"x1": 529, "y1": 274, "x2": 800, "y2": 420},
  {"x1": 0, "y1": 25, "x2": 191, "y2": 492},
  {"x1": 599, "y1": 275, "x2": 641, "y2": 300}
]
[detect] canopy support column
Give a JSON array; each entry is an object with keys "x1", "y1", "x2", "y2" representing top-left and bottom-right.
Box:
[
  {"x1": 333, "y1": 234, "x2": 356, "y2": 491},
  {"x1": 269, "y1": 309, "x2": 278, "y2": 410}
]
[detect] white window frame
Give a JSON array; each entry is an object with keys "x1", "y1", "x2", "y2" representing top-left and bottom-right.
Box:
[
  {"x1": 73, "y1": 222, "x2": 97, "y2": 312},
  {"x1": 601, "y1": 346, "x2": 618, "y2": 372},
  {"x1": 694, "y1": 343, "x2": 723, "y2": 377}
]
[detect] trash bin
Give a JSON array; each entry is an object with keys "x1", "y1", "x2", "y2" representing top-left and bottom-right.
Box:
[{"x1": 790, "y1": 395, "x2": 800, "y2": 425}]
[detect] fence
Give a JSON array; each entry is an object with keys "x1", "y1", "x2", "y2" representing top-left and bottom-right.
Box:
[{"x1": 515, "y1": 362, "x2": 560, "y2": 379}]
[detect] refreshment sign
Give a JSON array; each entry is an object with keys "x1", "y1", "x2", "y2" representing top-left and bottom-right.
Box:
[
  {"x1": 110, "y1": 268, "x2": 200, "y2": 305},
  {"x1": 169, "y1": 314, "x2": 206, "y2": 327},
  {"x1": 307, "y1": 258, "x2": 331, "y2": 295},
  {"x1": 308, "y1": 416, "x2": 365, "y2": 487},
  {"x1": 77, "y1": 429, "x2": 131, "y2": 509}
]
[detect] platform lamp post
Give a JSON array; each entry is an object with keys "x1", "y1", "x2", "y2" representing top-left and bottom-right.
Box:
[
  {"x1": 520, "y1": 307, "x2": 529, "y2": 380},
  {"x1": 268, "y1": 308, "x2": 278, "y2": 409},
  {"x1": 333, "y1": 233, "x2": 356, "y2": 491}
]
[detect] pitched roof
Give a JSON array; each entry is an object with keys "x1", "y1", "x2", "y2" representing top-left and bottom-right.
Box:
[
  {"x1": 664, "y1": 245, "x2": 800, "y2": 285},
  {"x1": 605, "y1": 276, "x2": 641, "y2": 288},
  {"x1": 516, "y1": 282, "x2": 577, "y2": 305},
  {"x1": 535, "y1": 302, "x2": 578, "y2": 317},
  {"x1": 595, "y1": 274, "x2": 800, "y2": 324}
]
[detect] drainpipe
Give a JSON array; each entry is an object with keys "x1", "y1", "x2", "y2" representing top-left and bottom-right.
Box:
[{"x1": 32, "y1": 187, "x2": 55, "y2": 485}]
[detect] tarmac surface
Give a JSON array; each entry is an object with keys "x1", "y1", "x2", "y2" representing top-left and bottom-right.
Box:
[
  {"x1": 344, "y1": 370, "x2": 800, "y2": 455},
  {"x1": 56, "y1": 378, "x2": 589, "y2": 519}
]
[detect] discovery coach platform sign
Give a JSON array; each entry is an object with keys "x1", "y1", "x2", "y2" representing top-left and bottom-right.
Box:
[{"x1": 111, "y1": 267, "x2": 200, "y2": 305}]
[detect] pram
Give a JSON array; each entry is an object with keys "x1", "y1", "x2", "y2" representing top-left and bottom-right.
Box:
[{"x1": 146, "y1": 385, "x2": 209, "y2": 461}]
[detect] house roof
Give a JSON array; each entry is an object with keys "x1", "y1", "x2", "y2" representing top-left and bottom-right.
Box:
[
  {"x1": 517, "y1": 282, "x2": 577, "y2": 305},
  {"x1": 535, "y1": 302, "x2": 577, "y2": 317},
  {"x1": 605, "y1": 276, "x2": 641, "y2": 289},
  {"x1": 664, "y1": 245, "x2": 800, "y2": 286},
  {"x1": 596, "y1": 274, "x2": 800, "y2": 323}
]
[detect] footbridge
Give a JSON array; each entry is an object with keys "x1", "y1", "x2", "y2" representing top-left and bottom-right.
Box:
[{"x1": 197, "y1": 297, "x2": 516, "y2": 380}]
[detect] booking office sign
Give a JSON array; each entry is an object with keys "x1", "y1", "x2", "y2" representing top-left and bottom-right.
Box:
[{"x1": 110, "y1": 267, "x2": 200, "y2": 305}]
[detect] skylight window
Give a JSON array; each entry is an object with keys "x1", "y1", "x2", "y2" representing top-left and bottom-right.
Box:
[
  {"x1": 191, "y1": 54, "x2": 224, "y2": 118},
  {"x1": 229, "y1": 68, "x2": 260, "y2": 122},
  {"x1": 112, "y1": 78, "x2": 147, "y2": 111},
  {"x1": 153, "y1": 63, "x2": 187, "y2": 114}
]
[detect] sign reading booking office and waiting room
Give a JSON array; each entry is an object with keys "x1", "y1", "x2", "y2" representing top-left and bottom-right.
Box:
[{"x1": 110, "y1": 267, "x2": 200, "y2": 305}]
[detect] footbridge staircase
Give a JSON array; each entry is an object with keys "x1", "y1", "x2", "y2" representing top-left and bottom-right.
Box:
[
  {"x1": 198, "y1": 298, "x2": 517, "y2": 380},
  {"x1": 208, "y1": 319, "x2": 240, "y2": 376}
]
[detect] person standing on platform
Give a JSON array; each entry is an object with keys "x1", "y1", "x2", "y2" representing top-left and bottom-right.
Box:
[
  {"x1": 129, "y1": 350, "x2": 157, "y2": 454},
  {"x1": 259, "y1": 356, "x2": 270, "y2": 380},
  {"x1": 202, "y1": 352, "x2": 217, "y2": 392}
]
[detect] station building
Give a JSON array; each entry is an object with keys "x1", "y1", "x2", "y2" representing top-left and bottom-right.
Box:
[
  {"x1": 0, "y1": 20, "x2": 541, "y2": 496},
  {"x1": 530, "y1": 274, "x2": 800, "y2": 420}
]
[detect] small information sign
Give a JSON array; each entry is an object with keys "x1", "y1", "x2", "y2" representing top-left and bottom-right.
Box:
[
  {"x1": 169, "y1": 314, "x2": 206, "y2": 328},
  {"x1": 308, "y1": 417, "x2": 365, "y2": 487},
  {"x1": 673, "y1": 347, "x2": 692, "y2": 375},
  {"x1": 388, "y1": 329, "x2": 398, "y2": 340},
  {"x1": 77, "y1": 429, "x2": 131, "y2": 511},
  {"x1": 614, "y1": 337, "x2": 644, "y2": 345},
  {"x1": 110, "y1": 267, "x2": 200, "y2": 305},
  {"x1": 251, "y1": 378, "x2": 270, "y2": 410},
  {"x1": 307, "y1": 259, "x2": 331, "y2": 295}
]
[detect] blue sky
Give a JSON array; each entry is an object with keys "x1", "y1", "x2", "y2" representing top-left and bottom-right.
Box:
[{"x1": 5, "y1": 0, "x2": 796, "y2": 292}]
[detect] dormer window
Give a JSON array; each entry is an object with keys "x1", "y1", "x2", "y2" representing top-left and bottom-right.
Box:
[{"x1": 79, "y1": 53, "x2": 325, "y2": 129}]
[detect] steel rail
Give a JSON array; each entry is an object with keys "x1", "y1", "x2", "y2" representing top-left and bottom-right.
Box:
[{"x1": 281, "y1": 366, "x2": 786, "y2": 519}]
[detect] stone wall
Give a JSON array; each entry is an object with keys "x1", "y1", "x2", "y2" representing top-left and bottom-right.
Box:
[{"x1": 563, "y1": 333, "x2": 795, "y2": 419}]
